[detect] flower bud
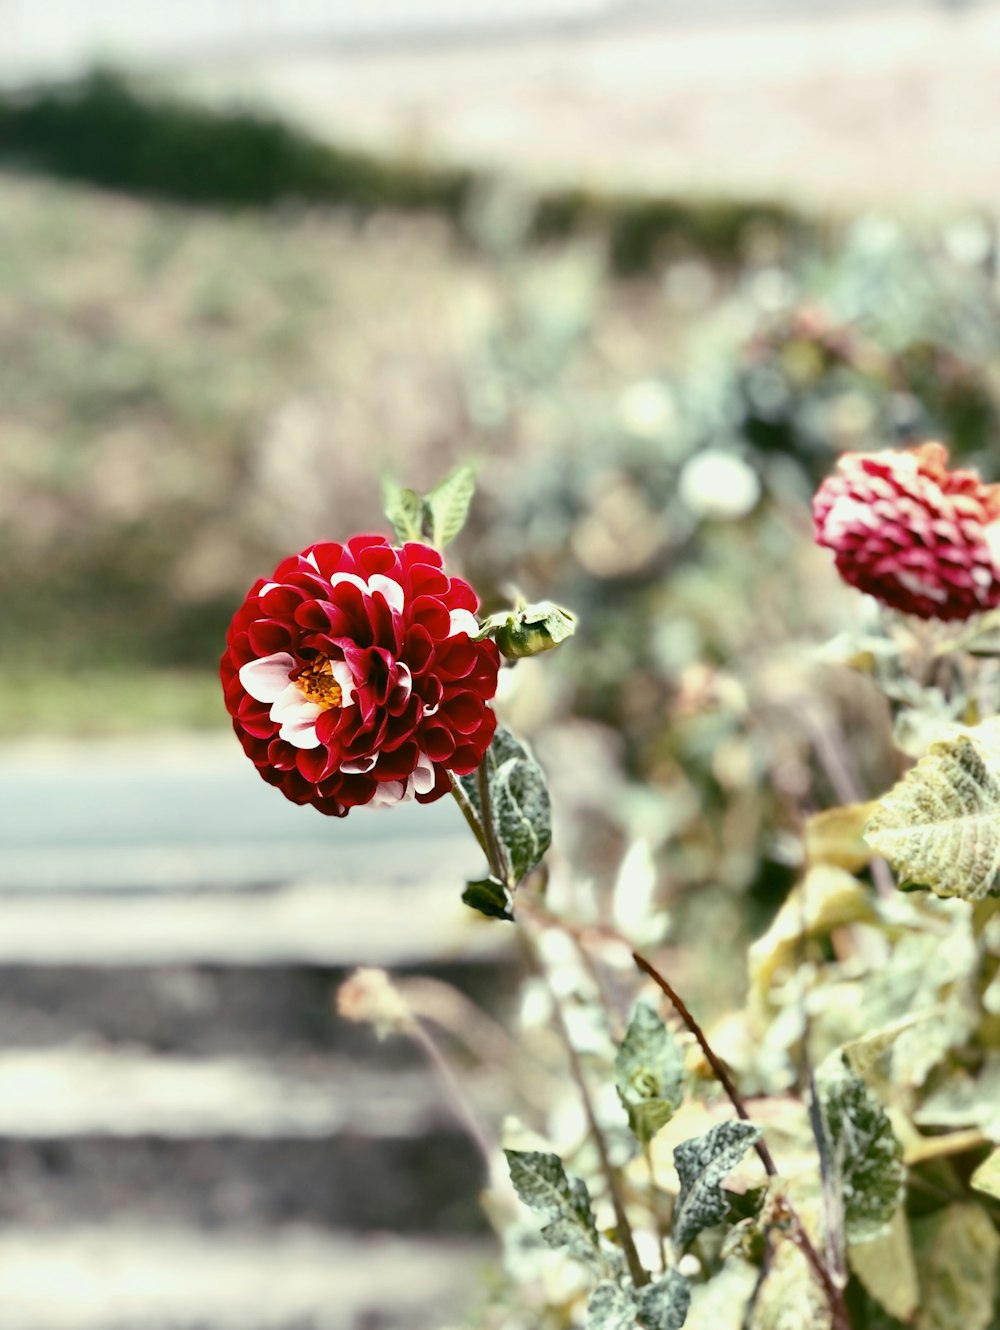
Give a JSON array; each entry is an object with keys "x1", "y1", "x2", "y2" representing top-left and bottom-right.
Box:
[{"x1": 488, "y1": 602, "x2": 577, "y2": 659}]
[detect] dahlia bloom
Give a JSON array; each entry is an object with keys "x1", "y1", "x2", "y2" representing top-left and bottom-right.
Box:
[
  {"x1": 221, "y1": 535, "x2": 500, "y2": 815},
  {"x1": 813, "y1": 443, "x2": 1000, "y2": 621}
]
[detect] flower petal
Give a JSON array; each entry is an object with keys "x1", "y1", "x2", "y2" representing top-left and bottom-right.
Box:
[
  {"x1": 329, "y1": 572, "x2": 369, "y2": 597},
  {"x1": 448, "y1": 609, "x2": 480, "y2": 639},
  {"x1": 329, "y1": 659, "x2": 357, "y2": 708},
  {"x1": 340, "y1": 754, "x2": 378, "y2": 775},
  {"x1": 370, "y1": 780, "x2": 406, "y2": 809},
  {"x1": 278, "y1": 715, "x2": 321, "y2": 749},
  {"x1": 367, "y1": 574, "x2": 405, "y2": 615},
  {"x1": 239, "y1": 652, "x2": 295, "y2": 703},
  {"x1": 412, "y1": 751, "x2": 436, "y2": 796}
]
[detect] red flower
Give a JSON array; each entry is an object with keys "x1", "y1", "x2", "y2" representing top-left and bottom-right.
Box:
[
  {"x1": 813, "y1": 443, "x2": 1000, "y2": 621},
  {"x1": 220, "y1": 535, "x2": 500, "y2": 815}
]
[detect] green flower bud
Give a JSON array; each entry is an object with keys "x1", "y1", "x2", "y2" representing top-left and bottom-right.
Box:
[{"x1": 487, "y1": 601, "x2": 577, "y2": 659}]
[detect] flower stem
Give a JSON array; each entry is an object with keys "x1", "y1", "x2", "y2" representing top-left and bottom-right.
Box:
[
  {"x1": 406, "y1": 1013, "x2": 495, "y2": 1177},
  {"x1": 476, "y1": 759, "x2": 508, "y2": 887},
  {"x1": 633, "y1": 951, "x2": 850, "y2": 1329},
  {"x1": 522, "y1": 926, "x2": 649, "y2": 1289},
  {"x1": 447, "y1": 770, "x2": 490, "y2": 861},
  {"x1": 469, "y1": 752, "x2": 650, "y2": 1290}
]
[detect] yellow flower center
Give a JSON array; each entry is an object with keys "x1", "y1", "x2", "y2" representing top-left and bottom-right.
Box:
[{"x1": 296, "y1": 657, "x2": 343, "y2": 710}]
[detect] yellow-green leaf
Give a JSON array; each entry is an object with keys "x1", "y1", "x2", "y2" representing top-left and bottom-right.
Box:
[
  {"x1": 970, "y1": 1146, "x2": 1000, "y2": 1200},
  {"x1": 912, "y1": 1203, "x2": 999, "y2": 1330},
  {"x1": 748, "y1": 867, "x2": 875, "y2": 1005},
  {"x1": 865, "y1": 721, "x2": 1000, "y2": 901},
  {"x1": 848, "y1": 1206, "x2": 919, "y2": 1323},
  {"x1": 805, "y1": 802, "x2": 877, "y2": 873}
]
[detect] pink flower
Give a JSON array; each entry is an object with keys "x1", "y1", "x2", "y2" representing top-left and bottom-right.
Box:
[
  {"x1": 221, "y1": 536, "x2": 499, "y2": 815},
  {"x1": 813, "y1": 443, "x2": 1000, "y2": 621}
]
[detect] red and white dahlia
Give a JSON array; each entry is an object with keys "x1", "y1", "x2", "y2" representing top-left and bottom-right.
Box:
[
  {"x1": 221, "y1": 535, "x2": 500, "y2": 815},
  {"x1": 813, "y1": 443, "x2": 1000, "y2": 621}
]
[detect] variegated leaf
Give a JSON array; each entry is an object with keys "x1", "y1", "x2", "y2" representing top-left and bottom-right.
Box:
[{"x1": 865, "y1": 721, "x2": 1000, "y2": 901}]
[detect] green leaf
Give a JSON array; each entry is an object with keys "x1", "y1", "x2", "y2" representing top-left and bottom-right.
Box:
[
  {"x1": 865, "y1": 720, "x2": 1000, "y2": 900},
  {"x1": 586, "y1": 1274, "x2": 691, "y2": 1330},
  {"x1": 915, "y1": 1053, "x2": 1000, "y2": 1138},
  {"x1": 750, "y1": 1244, "x2": 831, "y2": 1330},
  {"x1": 672, "y1": 1119, "x2": 762, "y2": 1250},
  {"x1": 912, "y1": 1203, "x2": 1000, "y2": 1330},
  {"x1": 586, "y1": 1282, "x2": 638, "y2": 1330},
  {"x1": 818, "y1": 1061, "x2": 904, "y2": 1244},
  {"x1": 423, "y1": 463, "x2": 476, "y2": 548},
  {"x1": 459, "y1": 724, "x2": 551, "y2": 886},
  {"x1": 381, "y1": 478, "x2": 425, "y2": 543},
  {"x1": 636, "y1": 1271, "x2": 691, "y2": 1330},
  {"x1": 615, "y1": 1002, "x2": 685, "y2": 1144},
  {"x1": 504, "y1": 1148, "x2": 602, "y2": 1267},
  {"x1": 461, "y1": 875, "x2": 513, "y2": 921},
  {"x1": 847, "y1": 1206, "x2": 919, "y2": 1323},
  {"x1": 748, "y1": 866, "x2": 876, "y2": 1006},
  {"x1": 970, "y1": 1146, "x2": 1000, "y2": 1199},
  {"x1": 493, "y1": 751, "x2": 551, "y2": 883}
]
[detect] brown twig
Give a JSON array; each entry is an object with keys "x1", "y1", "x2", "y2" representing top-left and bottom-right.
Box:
[
  {"x1": 633, "y1": 952, "x2": 777, "y2": 1177},
  {"x1": 633, "y1": 950, "x2": 850, "y2": 1330}
]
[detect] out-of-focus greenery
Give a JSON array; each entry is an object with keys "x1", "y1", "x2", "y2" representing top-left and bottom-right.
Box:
[
  {"x1": 0, "y1": 71, "x2": 810, "y2": 273},
  {"x1": 0, "y1": 70, "x2": 474, "y2": 216},
  {"x1": 4, "y1": 148, "x2": 1000, "y2": 992}
]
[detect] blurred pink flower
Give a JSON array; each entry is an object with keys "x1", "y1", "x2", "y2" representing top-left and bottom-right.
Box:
[{"x1": 814, "y1": 443, "x2": 1000, "y2": 621}]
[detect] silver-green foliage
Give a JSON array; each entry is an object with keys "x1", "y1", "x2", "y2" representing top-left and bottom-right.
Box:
[
  {"x1": 865, "y1": 722, "x2": 1000, "y2": 901},
  {"x1": 460, "y1": 723, "x2": 552, "y2": 887},
  {"x1": 504, "y1": 1148, "x2": 602, "y2": 1268},
  {"x1": 615, "y1": 1002, "x2": 685, "y2": 1145},
  {"x1": 818, "y1": 1061, "x2": 905, "y2": 1244},
  {"x1": 672, "y1": 1120, "x2": 762, "y2": 1251},
  {"x1": 587, "y1": 1272, "x2": 691, "y2": 1330}
]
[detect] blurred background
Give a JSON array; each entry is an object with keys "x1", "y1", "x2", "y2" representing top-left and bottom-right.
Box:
[{"x1": 1, "y1": 1, "x2": 1000, "y2": 1326}]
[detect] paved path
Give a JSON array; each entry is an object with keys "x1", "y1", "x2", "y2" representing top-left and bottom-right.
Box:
[
  {"x1": 0, "y1": 735, "x2": 479, "y2": 894},
  {"x1": 0, "y1": 736, "x2": 511, "y2": 1328}
]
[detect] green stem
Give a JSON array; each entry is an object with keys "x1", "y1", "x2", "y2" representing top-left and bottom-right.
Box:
[
  {"x1": 474, "y1": 750, "x2": 648, "y2": 1289},
  {"x1": 643, "y1": 1140, "x2": 669, "y2": 1273},
  {"x1": 476, "y1": 758, "x2": 508, "y2": 887},
  {"x1": 521, "y1": 926, "x2": 649, "y2": 1290},
  {"x1": 447, "y1": 770, "x2": 490, "y2": 861},
  {"x1": 407, "y1": 1014, "x2": 495, "y2": 1176},
  {"x1": 972, "y1": 896, "x2": 1000, "y2": 939}
]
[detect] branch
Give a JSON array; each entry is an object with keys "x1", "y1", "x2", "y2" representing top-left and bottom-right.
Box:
[
  {"x1": 632, "y1": 951, "x2": 777, "y2": 1176},
  {"x1": 522, "y1": 927, "x2": 649, "y2": 1289},
  {"x1": 633, "y1": 950, "x2": 850, "y2": 1330},
  {"x1": 447, "y1": 770, "x2": 490, "y2": 861}
]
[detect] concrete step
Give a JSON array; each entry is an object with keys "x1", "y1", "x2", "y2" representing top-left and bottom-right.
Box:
[
  {"x1": 0, "y1": 960, "x2": 516, "y2": 1058},
  {"x1": 0, "y1": 880, "x2": 509, "y2": 968},
  {"x1": 0, "y1": 1049, "x2": 493, "y2": 1232},
  {"x1": 0, "y1": 738, "x2": 483, "y2": 894},
  {"x1": 0, "y1": 1225, "x2": 493, "y2": 1330}
]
